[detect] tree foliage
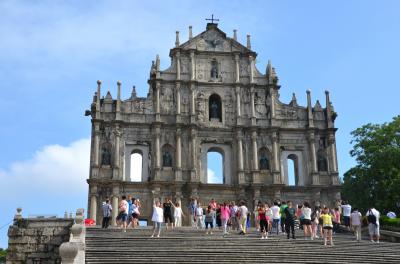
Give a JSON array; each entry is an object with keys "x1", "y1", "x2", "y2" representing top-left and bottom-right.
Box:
[{"x1": 342, "y1": 116, "x2": 400, "y2": 213}]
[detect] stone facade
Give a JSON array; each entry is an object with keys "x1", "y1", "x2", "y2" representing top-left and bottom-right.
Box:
[
  {"x1": 7, "y1": 218, "x2": 74, "y2": 263},
  {"x1": 86, "y1": 23, "x2": 340, "y2": 225}
]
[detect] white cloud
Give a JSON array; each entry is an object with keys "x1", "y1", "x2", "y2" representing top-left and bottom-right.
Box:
[
  {"x1": 207, "y1": 168, "x2": 222, "y2": 184},
  {"x1": 0, "y1": 138, "x2": 90, "y2": 196}
]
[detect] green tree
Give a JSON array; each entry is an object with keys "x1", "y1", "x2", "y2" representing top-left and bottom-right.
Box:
[
  {"x1": 0, "y1": 248, "x2": 7, "y2": 262},
  {"x1": 342, "y1": 116, "x2": 400, "y2": 213}
]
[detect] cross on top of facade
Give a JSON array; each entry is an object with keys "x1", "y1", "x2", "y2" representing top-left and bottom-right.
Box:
[{"x1": 206, "y1": 14, "x2": 219, "y2": 24}]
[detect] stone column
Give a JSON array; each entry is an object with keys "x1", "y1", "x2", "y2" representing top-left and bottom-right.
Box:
[
  {"x1": 155, "y1": 82, "x2": 161, "y2": 121},
  {"x1": 272, "y1": 132, "x2": 281, "y2": 184},
  {"x1": 190, "y1": 83, "x2": 196, "y2": 117},
  {"x1": 234, "y1": 53, "x2": 240, "y2": 83},
  {"x1": 235, "y1": 85, "x2": 241, "y2": 117},
  {"x1": 111, "y1": 185, "x2": 119, "y2": 226},
  {"x1": 113, "y1": 127, "x2": 121, "y2": 180},
  {"x1": 190, "y1": 51, "x2": 195, "y2": 81},
  {"x1": 176, "y1": 82, "x2": 181, "y2": 117},
  {"x1": 309, "y1": 132, "x2": 319, "y2": 185},
  {"x1": 89, "y1": 185, "x2": 97, "y2": 223},
  {"x1": 93, "y1": 123, "x2": 100, "y2": 167},
  {"x1": 251, "y1": 131, "x2": 258, "y2": 170},
  {"x1": 236, "y1": 130, "x2": 245, "y2": 184},
  {"x1": 176, "y1": 51, "x2": 181, "y2": 80},
  {"x1": 190, "y1": 128, "x2": 197, "y2": 182},
  {"x1": 249, "y1": 55, "x2": 255, "y2": 84},
  {"x1": 175, "y1": 128, "x2": 182, "y2": 181},
  {"x1": 116, "y1": 81, "x2": 121, "y2": 120},
  {"x1": 96, "y1": 80, "x2": 101, "y2": 119},
  {"x1": 328, "y1": 135, "x2": 338, "y2": 173},
  {"x1": 325, "y1": 90, "x2": 333, "y2": 128},
  {"x1": 307, "y1": 90, "x2": 314, "y2": 128},
  {"x1": 154, "y1": 126, "x2": 161, "y2": 180},
  {"x1": 250, "y1": 86, "x2": 256, "y2": 125}
]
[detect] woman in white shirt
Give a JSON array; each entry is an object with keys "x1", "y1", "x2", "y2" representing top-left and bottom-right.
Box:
[
  {"x1": 151, "y1": 200, "x2": 164, "y2": 238},
  {"x1": 173, "y1": 202, "x2": 185, "y2": 227},
  {"x1": 301, "y1": 202, "x2": 313, "y2": 240}
]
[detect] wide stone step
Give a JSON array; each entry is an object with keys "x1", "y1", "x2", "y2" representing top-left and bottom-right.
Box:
[{"x1": 85, "y1": 227, "x2": 400, "y2": 264}]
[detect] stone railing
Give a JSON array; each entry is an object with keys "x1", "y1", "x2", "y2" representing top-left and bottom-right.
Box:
[
  {"x1": 59, "y1": 208, "x2": 86, "y2": 264},
  {"x1": 7, "y1": 208, "x2": 74, "y2": 264}
]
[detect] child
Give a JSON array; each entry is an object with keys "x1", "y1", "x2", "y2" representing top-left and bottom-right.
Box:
[
  {"x1": 321, "y1": 207, "x2": 334, "y2": 246},
  {"x1": 151, "y1": 200, "x2": 164, "y2": 238}
]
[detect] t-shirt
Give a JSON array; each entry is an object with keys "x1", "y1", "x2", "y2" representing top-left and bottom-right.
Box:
[
  {"x1": 152, "y1": 206, "x2": 164, "y2": 223},
  {"x1": 205, "y1": 210, "x2": 215, "y2": 222},
  {"x1": 280, "y1": 205, "x2": 288, "y2": 219},
  {"x1": 301, "y1": 207, "x2": 312, "y2": 220},
  {"x1": 230, "y1": 205, "x2": 238, "y2": 217},
  {"x1": 239, "y1": 205, "x2": 248, "y2": 218},
  {"x1": 350, "y1": 211, "x2": 362, "y2": 226},
  {"x1": 321, "y1": 213, "x2": 333, "y2": 227},
  {"x1": 271, "y1": 205, "x2": 280, "y2": 219},
  {"x1": 366, "y1": 208, "x2": 380, "y2": 226},
  {"x1": 265, "y1": 208, "x2": 273, "y2": 221},
  {"x1": 196, "y1": 207, "x2": 204, "y2": 216},
  {"x1": 220, "y1": 205, "x2": 230, "y2": 220},
  {"x1": 163, "y1": 202, "x2": 172, "y2": 215},
  {"x1": 284, "y1": 207, "x2": 296, "y2": 221},
  {"x1": 174, "y1": 207, "x2": 182, "y2": 218},
  {"x1": 341, "y1": 204, "x2": 352, "y2": 217},
  {"x1": 119, "y1": 200, "x2": 129, "y2": 214},
  {"x1": 258, "y1": 208, "x2": 267, "y2": 221},
  {"x1": 102, "y1": 203, "x2": 112, "y2": 217}
]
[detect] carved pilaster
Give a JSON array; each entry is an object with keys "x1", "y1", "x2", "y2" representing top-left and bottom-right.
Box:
[
  {"x1": 111, "y1": 185, "x2": 119, "y2": 226},
  {"x1": 113, "y1": 127, "x2": 122, "y2": 180},
  {"x1": 190, "y1": 128, "x2": 198, "y2": 182},
  {"x1": 154, "y1": 126, "x2": 161, "y2": 181},
  {"x1": 236, "y1": 130, "x2": 245, "y2": 184},
  {"x1": 175, "y1": 128, "x2": 182, "y2": 181},
  {"x1": 89, "y1": 185, "x2": 98, "y2": 223},
  {"x1": 271, "y1": 132, "x2": 281, "y2": 184}
]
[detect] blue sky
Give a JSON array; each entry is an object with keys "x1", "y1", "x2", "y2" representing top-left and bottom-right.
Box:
[{"x1": 1, "y1": 0, "x2": 399, "y2": 247}]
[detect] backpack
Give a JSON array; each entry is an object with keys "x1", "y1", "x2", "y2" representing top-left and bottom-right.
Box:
[{"x1": 367, "y1": 210, "x2": 377, "y2": 225}]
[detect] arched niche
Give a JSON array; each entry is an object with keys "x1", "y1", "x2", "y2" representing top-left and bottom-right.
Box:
[
  {"x1": 161, "y1": 144, "x2": 174, "y2": 168},
  {"x1": 258, "y1": 147, "x2": 271, "y2": 171},
  {"x1": 209, "y1": 93, "x2": 222, "y2": 122}
]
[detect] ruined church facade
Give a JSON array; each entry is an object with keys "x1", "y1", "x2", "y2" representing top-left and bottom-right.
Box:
[{"x1": 86, "y1": 23, "x2": 340, "y2": 224}]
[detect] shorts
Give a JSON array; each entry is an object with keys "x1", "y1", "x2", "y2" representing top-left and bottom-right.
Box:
[
  {"x1": 302, "y1": 219, "x2": 312, "y2": 225},
  {"x1": 343, "y1": 216, "x2": 350, "y2": 227},
  {"x1": 368, "y1": 223, "x2": 380, "y2": 236},
  {"x1": 164, "y1": 214, "x2": 173, "y2": 223},
  {"x1": 117, "y1": 213, "x2": 128, "y2": 222},
  {"x1": 132, "y1": 213, "x2": 139, "y2": 219},
  {"x1": 260, "y1": 219, "x2": 268, "y2": 233},
  {"x1": 323, "y1": 226, "x2": 333, "y2": 230}
]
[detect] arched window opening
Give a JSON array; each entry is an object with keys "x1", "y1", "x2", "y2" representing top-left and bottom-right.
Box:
[
  {"x1": 207, "y1": 151, "x2": 223, "y2": 184},
  {"x1": 130, "y1": 151, "x2": 143, "y2": 182},
  {"x1": 317, "y1": 150, "x2": 328, "y2": 172},
  {"x1": 209, "y1": 94, "x2": 222, "y2": 121},
  {"x1": 162, "y1": 144, "x2": 174, "y2": 168},
  {"x1": 259, "y1": 148, "x2": 270, "y2": 170},
  {"x1": 287, "y1": 154, "x2": 299, "y2": 186}
]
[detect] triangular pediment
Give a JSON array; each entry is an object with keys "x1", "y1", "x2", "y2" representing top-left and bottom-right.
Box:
[{"x1": 179, "y1": 24, "x2": 252, "y2": 54}]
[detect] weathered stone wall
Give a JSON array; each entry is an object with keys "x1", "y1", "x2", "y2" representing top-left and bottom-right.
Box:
[{"x1": 7, "y1": 218, "x2": 74, "y2": 264}]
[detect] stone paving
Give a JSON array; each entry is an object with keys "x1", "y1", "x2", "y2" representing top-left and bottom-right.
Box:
[{"x1": 85, "y1": 227, "x2": 400, "y2": 263}]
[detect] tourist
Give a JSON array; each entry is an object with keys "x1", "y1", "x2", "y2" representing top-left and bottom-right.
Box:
[
  {"x1": 216, "y1": 204, "x2": 222, "y2": 229},
  {"x1": 173, "y1": 202, "x2": 185, "y2": 227},
  {"x1": 332, "y1": 207, "x2": 341, "y2": 234},
  {"x1": 350, "y1": 208, "x2": 362, "y2": 242},
  {"x1": 220, "y1": 202, "x2": 231, "y2": 235},
  {"x1": 301, "y1": 202, "x2": 312, "y2": 240},
  {"x1": 127, "y1": 195, "x2": 133, "y2": 227},
  {"x1": 238, "y1": 201, "x2": 248, "y2": 235},
  {"x1": 117, "y1": 195, "x2": 129, "y2": 232},
  {"x1": 265, "y1": 203, "x2": 273, "y2": 234},
  {"x1": 341, "y1": 201, "x2": 352, "y2": 231},
  {"x1": 270, "y1": 201, "x2": 281, "y2": 235},
  {"x1": 131, "y1": 198, "x2": 140, "y2": 228},
  {"x1": 151, "y1": 199, "x2": 164, "y2": 238},
  {"x1": 101, "y1": 198, "x2": 112, "y2": 228},
  {"x1": 209, "y1": 198, "x2": 218, "y2": 226},
  {"x1": 366, "y1": 206, "x2": 380, "y2": 243},
  {"x1": 318, "y1": 206, "x2": 324, "y2": 239},
  {"x1": 280, "y1": 201, "x2": 288, "y2": 234},
  {"x1": 254, "y1": 201, "x2": 262, "y2": 231},
  {"x1": 229, "y1": 201, "x2": 239, "y2": 231},
  {"x1": 163, "y1": 198, "x2": 174, "y2": 230},
  {"x1": 284, "y1": 201, "x2": 296, "y2": 239},
  {"x1": 195, "y1": 202, "x2": 204, "y2": 229},
  {"x1": 311, "y1": 206, "x2": 320, "y2": 239},
  {"x1": 258, "y1": 202, "x2": 268, "y2": 239},
  {"x1": 189, "y1": 197, "x2": 197, "y2": 228},
  {"x1": 321, "y1": 207, "x2": 334, "y2": 246},
  {"x1": 205, "y1": 205, "x2": 215, "y2": 235}
]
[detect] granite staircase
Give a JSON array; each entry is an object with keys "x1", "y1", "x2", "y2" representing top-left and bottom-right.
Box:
[{"x1": 86, "y1": 227, "x2": 400, "y2": 263}]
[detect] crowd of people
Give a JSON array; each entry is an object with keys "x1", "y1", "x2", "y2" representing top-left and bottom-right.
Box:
[{"x1": 100, "y1": 196, "x2": 383, "y2": 246}]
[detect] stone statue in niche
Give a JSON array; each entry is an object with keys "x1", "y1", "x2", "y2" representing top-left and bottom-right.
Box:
[
  {"x1": 317, "y1": 153, "x2": 328, "y2": 172},
  {"x1": 163, "y1": 151, "x2": 172, "y2": 167},
  {"x1": 259, "y1": 153, "x2": 270, "y2": 170},
  {"x1": 101, "y1": 145, "x2": 112, "y2": 166},
  {"x1": 210, "y1": 101, "x2": 219, "y2": 119},
  {"x1": 211, "y1": 60, "x2": 218, "y2": 79}
]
